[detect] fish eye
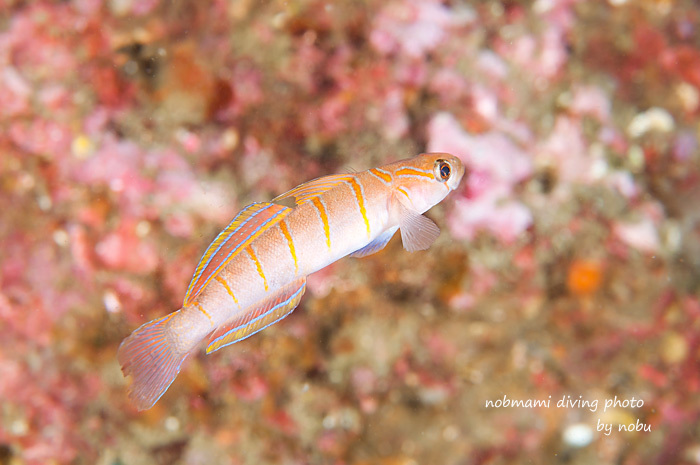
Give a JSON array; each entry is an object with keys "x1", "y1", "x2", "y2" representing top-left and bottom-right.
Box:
[{"x1": 434, "y1": 160, "x2": 451, "y2": 182}]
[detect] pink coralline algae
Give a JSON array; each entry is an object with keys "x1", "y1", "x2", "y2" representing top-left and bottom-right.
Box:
[
  {"x1": 379, "y1": 88, "x2": 410, "y2": 141},
  {"x1": 428, "y1": 112, "x2": 533, "y2": 242},
  {"x1": 8, "y1": 119, "x2": 73, "y2": 160},
  {"x1": 494, "y1": 21, "x2": 568, "y2": 82},
  {"x1": 95, "y1": 221, "x2": 159, "y2": 274},
  {"x1": 370, "y1": 0, "x2": 473, "y2": 59},
  {"x1": 1, "y1": 1, "x2": 699, "y2": 464},
  {"x1": 537, "y1": 116, "x2": 593, "y2": 184},
  {"x1": 570, "y1": 85, "x2": 612, "y2": 123},
  {"x1": 0, "y1": 67, "x2": 32, "y2": 117},
  {"x1": 613, "y1": 202, "x2": 664, "y2": 254}
]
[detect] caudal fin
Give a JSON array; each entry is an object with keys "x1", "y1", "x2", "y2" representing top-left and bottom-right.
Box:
[{"x1": 117, "y1": 312, "x2": 189, "y2": 411}]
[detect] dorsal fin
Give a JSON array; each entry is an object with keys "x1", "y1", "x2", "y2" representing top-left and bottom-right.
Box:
[
  {"x1": 183, "y1": 202, "x2": 291, "y2": 306},
  {"x1": 206, "y1": 278, "x2": 306, "y2": 353},
  {"x1": 273, "y1": 173, "x2": 355, "y2": 205}
]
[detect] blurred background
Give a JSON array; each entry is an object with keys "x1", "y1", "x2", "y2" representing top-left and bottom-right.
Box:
[{"x1": 1, "y1": 0, "x2": 700, "y2": 464}]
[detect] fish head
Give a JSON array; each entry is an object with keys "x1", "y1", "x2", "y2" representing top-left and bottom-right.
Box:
[{"x1": 389, "y1": 152, "x2": 465, "y2": 213}]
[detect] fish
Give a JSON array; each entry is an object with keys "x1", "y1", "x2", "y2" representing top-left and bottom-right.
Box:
[{"x1": 118, "y1": 152, "x2": 465, "y2": 410}]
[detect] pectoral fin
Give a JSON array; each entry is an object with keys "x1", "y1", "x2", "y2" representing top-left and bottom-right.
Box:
[
  {"x1": 395, "y1": 198, "x2": 440, "y2": 252},
  {"x1": 206, "y1": 278, "x2": 307, "y2": 353}
]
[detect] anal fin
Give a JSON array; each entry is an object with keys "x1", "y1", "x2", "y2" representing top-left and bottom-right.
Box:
[{"x1": 206, "y1": 278, "x2": 307, "y2": 353}]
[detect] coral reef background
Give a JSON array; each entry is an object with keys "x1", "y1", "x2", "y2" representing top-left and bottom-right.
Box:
[{"x1": 1, "y1": 0, "x2": 699, "y2": 464}]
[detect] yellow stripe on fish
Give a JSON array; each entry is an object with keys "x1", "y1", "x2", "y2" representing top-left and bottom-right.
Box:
[
  {"x1": 215, "y1": 275, "x2": 239, "y2": 307},
  {"x1": 368, "y1": 168, "x2": 392, "y2": 184},
  {"x1": 118, "y1": 153, "x2": 465, "y2": 410},
  {"x1": 278, "y1": 219, "x2": 298, "y2": 274},
  {"x1": 345, "y1": 178, "x2": 371, "y2": 238},
  {"x1": 311, "y1": 196, "x2": 332, "y2": 250},
  {"x1": 395, "y1": 167, "x2": 434, "y2": 179},
  {"x1": 246, "y1": 246, "x2": 268, "y2": 291},
  {"x1": 194, "y1": 302, "x2": 213, "y2": 325}
]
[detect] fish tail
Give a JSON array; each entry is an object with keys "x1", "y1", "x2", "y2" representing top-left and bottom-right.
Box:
[{"x1": 117, "y1": 311, "x2": 189, "y2": 411}]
